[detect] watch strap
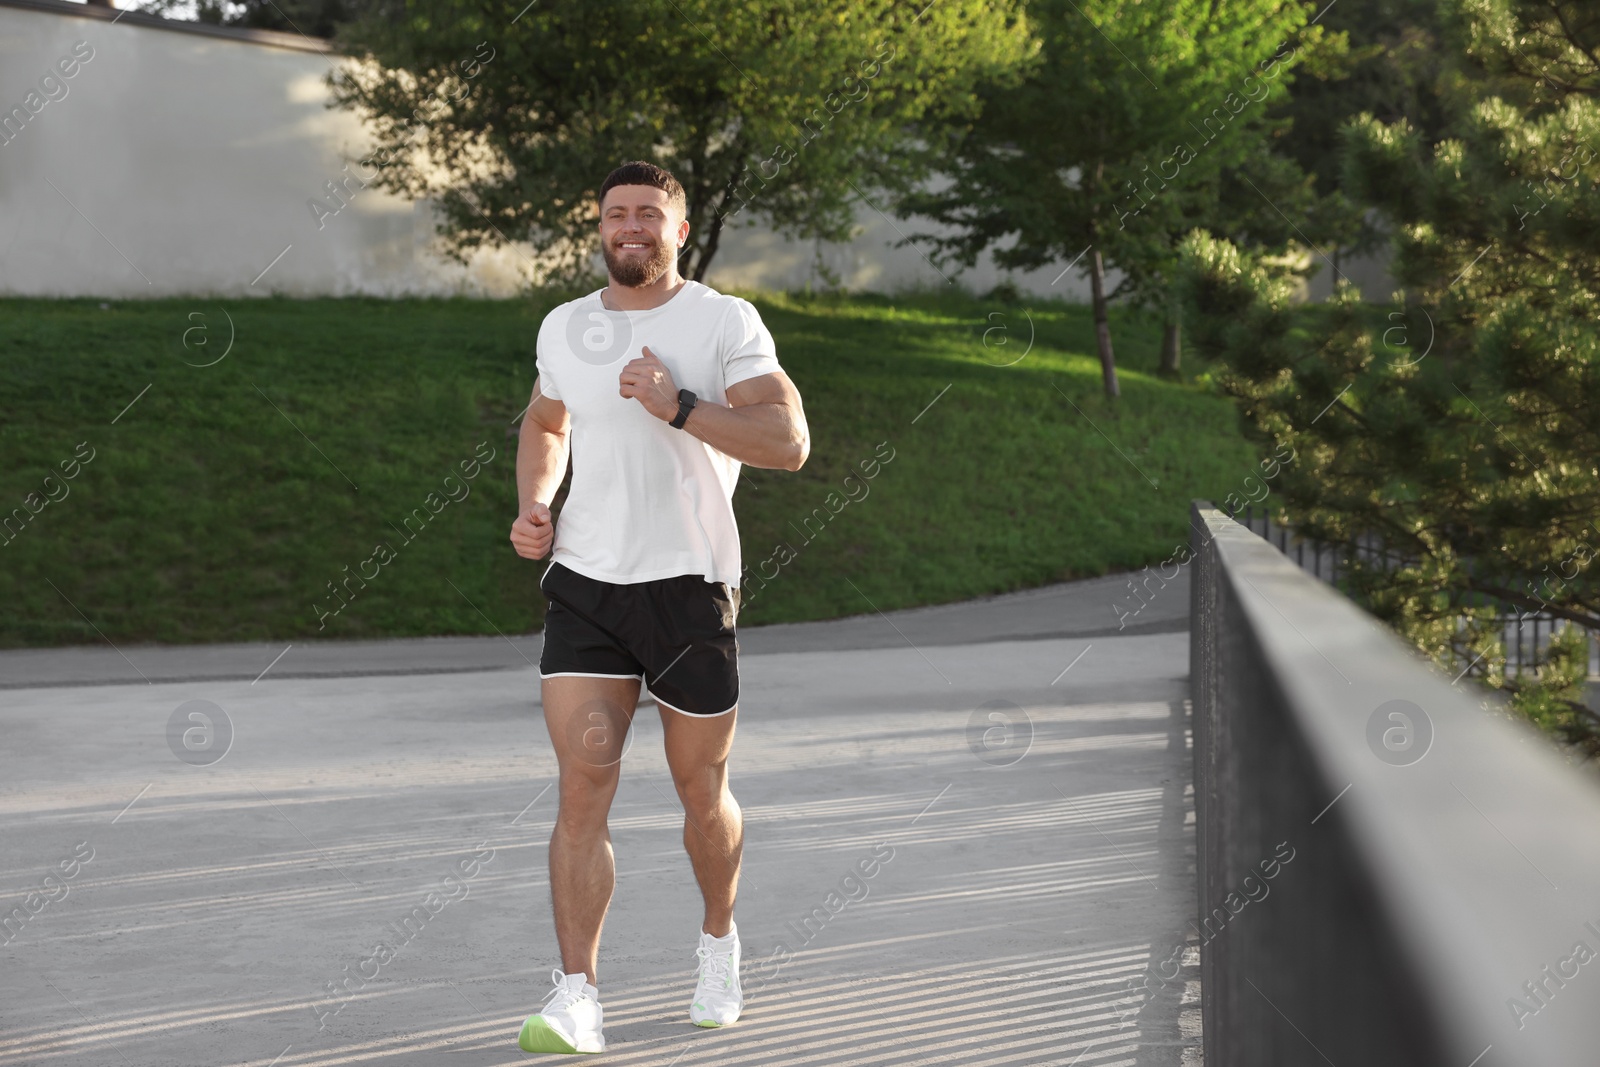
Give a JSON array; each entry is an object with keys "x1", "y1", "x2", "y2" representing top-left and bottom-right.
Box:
[{"x1": 670, "y1": 388, "x2": 698, "y2": 429}]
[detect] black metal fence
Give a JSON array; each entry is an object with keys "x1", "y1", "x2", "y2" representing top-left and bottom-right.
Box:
[
  {"x1": 1228, "y1": 502, "x2": 1600, "y2": 680},
  {"x1": 1190, "y1": 500, "x2": 1600, "y2": 1067}
]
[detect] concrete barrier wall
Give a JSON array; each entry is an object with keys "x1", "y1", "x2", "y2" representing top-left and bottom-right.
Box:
[
  {"x1": 1190, "y1": 500, "x2": 1600, "y2": 1066},
  {"x1": 0, "y1": 0, "x2": 1385, "y2": 302}
]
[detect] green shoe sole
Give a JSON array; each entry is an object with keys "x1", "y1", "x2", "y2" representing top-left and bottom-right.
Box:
[{"x1": 518, "y1": 1016, "x2": 598, "y2": 1054}]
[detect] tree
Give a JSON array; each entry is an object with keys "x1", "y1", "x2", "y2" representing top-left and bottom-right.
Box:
[
  {"x1": 897, "y1": 0, "x2": 1338, "y2": 397},
  {"x1": 1177, "y1": 0, "x2": 1600, "y2": 751},
  {"x1": 1108, "y1": 128, "x2": 1354, "y2": 380},
  {"x1": 1269, "y1": 0, "x2": 1456, "y2": 276},
  {"x1": 322, "y1": 0, "x2": 1036, "y2": 284}
]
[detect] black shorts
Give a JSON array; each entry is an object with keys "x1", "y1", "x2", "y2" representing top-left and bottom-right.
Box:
[{"x1": 538, "y1": 561, "x2": 742, "y2": 717}]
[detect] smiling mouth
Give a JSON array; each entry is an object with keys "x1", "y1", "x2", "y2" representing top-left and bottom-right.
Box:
[{"x1": 617, "y1": 241, "x2": 651, "y2": 251}]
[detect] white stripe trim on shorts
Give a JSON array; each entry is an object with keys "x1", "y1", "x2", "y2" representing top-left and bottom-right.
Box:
[
  {"x1": 649, "y1": 688, "x2": 738, "y2": 718},
  {"x1": 539, "y1": 671, "x2": 645, "y2": 681}
]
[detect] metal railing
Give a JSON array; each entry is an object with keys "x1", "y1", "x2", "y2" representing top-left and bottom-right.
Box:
[
  {"x1": 1190, "y1": 501, "x2": 1600, "y2": 1067},
  {"x1": 1229, "y1": 502, "x2": 1600, "y2": 680}
]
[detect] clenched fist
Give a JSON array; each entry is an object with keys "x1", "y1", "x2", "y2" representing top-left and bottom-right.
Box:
[
  {"x1": 618, "y1": 345, "x2": 680, "y2": 422},
  {"x1": 510, "y1": 503, "x2": 555, "y2": 560}
]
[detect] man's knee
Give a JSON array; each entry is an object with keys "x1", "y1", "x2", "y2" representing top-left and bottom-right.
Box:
[
  {"x1": 557, "y1": 766, "x2": 619, "y2": 820},
  {"x1": 676, "y1": 770, "x2": 731, "y2": 820}
]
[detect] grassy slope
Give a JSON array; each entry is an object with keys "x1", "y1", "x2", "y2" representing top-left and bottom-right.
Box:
[{"x1": 0, "y1": 291, "x2": 1260, "y2": 646}]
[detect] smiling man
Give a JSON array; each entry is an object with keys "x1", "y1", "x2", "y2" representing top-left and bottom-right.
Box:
[{"x1": 509, "y1": 161, "x2": 810, "y2": 1054}]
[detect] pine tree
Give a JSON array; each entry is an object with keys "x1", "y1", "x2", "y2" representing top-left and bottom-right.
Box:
[{"x1": 1178, "y1": 0, "x2": 1600, "y2": 752}]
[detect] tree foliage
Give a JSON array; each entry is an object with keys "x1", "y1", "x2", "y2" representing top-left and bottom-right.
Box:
[
  {"x1": 898, "y1": 0, "x2": 1346, "y2": 395},
  {"x1": 321, "y1": 0, "x2": 1036, "y2": 284},
  {"x1": 1272, "y1": 0, "x2": 1454, "y2": 199},
  {"x1": 1177, "y1": 0, "x2": 1600, "y2": 752}
]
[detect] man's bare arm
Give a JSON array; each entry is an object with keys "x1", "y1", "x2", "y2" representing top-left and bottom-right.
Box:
[
  {"x1": 510, "y1": 379, "x2": 570, "y2": 560},
  {"x1": 617, "y1": 350, "x2": 808, "y2": 470},
  {"x1": 517, "y1": 380, "x2": 570, "y2": 512},
  {"x1": 682, "y1": 370, "x2": 809, "y2": 471}
]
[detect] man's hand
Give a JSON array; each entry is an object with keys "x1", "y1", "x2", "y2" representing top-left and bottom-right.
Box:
[
  {"x1": 618, "y1": 346, "x2": 679, "y2": 421},
  {"x1": 510, "y1": 502, "x2": 555, "y2": 560}
]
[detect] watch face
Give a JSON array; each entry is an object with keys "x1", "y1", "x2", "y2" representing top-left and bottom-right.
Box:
[{"x1": 673, "y1": 390, "x2": 696, "y2": 428}]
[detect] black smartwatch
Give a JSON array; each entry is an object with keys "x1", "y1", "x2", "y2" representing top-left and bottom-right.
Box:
[{"x1": 670, "y1": 388, "x2": 698, "y2": 429}]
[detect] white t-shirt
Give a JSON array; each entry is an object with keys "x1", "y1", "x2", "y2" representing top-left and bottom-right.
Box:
[{"x1": 534, "y1": 280, "x2": 783, "y2": 588}]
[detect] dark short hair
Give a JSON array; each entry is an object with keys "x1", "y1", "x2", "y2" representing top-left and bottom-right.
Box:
[{"x1": 599, "y1": 161, "x2": 687, "y2": 217}]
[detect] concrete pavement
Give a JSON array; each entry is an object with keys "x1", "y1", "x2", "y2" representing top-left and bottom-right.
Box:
[
  {"x1": 0, "y1": 571, "x2": 1201, "y2": 1066},
  {"x1": 0, "y1": 570, "x2": 1187, "y2": 689}
]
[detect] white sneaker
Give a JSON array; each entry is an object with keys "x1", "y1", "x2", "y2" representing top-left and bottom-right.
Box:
[
  {"x1": 688, "y1": 923, "x2": 743, "y2": 1027},
  {"x1": 518, "y1": 968, "x2": 604, "y2": 1054}
]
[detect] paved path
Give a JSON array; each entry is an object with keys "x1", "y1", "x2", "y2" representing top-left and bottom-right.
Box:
[{"x1": 0, "y1": 572, "x2": 1200, "y2": 1066}]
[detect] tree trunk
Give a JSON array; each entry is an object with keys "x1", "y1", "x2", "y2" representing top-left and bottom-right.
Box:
[
  {"x1": 1159, "y1": 313, "x2": 1181, "y2": 378},
  {"x1": 692, "y1": 207, "x2": 726, "y2": 282},
  {"x1": 1086, "y1": 160, "x2": 1119, "y2": 399},
  {"x1": 1088, "y1": 247, "x2": 1120, "y2": 398},
  {"x1": 680, "y1": 136, "x2": 718, "y2": 282},
  {"x1": 685, "y1": 160, "x2": 744, "y2": 282}
]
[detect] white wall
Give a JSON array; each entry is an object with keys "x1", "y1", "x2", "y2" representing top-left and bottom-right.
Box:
[
  {"x1": 0, "y1": 2, "x2": 1380, "y2": 303},
  {"x1": 705, "y1": 207, "x2": 1112, "y2": 300},
  {"x1": 1306, "y1": 223, "x2": 1397, "y2": 304},
  {"x1": 0, "y1": 2, "x2": 532, "y2": 297}
]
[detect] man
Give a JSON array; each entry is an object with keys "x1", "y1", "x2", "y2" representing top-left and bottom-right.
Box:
[{"x1": 508, "y1": 160, "x2": 809, "y2": 1055}]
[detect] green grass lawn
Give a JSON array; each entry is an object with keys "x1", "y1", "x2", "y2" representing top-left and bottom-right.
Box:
[{"x1": 0, "y1": 290, "x2": 1262, "y2": 647}]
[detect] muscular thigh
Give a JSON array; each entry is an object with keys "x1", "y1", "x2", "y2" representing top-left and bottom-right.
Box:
[
  {"x1": 659, "y1": 702, "x2": 738, "y2": 799},
  {"x1": 543, "y1": 675, "x2": 643, "y2": 787}
]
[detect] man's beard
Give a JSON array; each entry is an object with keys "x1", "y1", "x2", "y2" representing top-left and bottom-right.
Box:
[{"x1": 602, "y1": 236, "x2": 677, "y2": 288}]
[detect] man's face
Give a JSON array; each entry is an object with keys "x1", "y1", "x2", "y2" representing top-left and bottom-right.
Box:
[{"x1": 599, "y1": 184, "x2": 688, "y2": 287}]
